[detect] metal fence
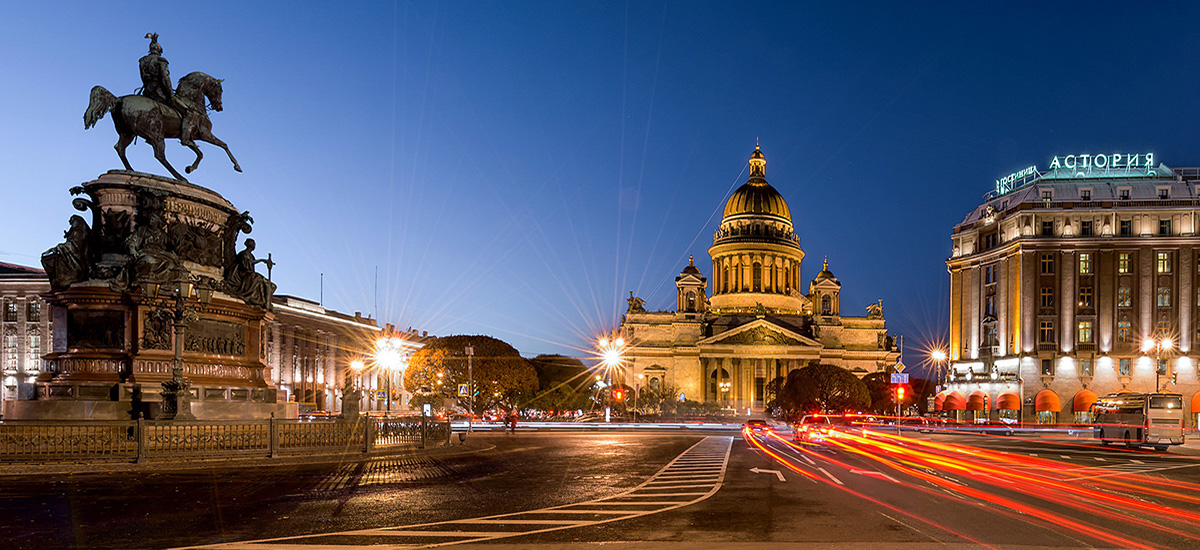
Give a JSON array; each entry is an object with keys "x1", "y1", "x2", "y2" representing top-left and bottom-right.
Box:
[{"x1": 0, "y1": 417, "x2": 450, "y2": 464}]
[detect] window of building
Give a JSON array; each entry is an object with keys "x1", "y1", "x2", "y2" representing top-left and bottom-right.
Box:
[
  {"x1": 1079, "y1": 286, "x2": 1093, "y2": 308},
  {"x1": 1119, "y1": 188, "x2": 1130, "y2": 200},
  {"x1": 1159, "y1": 188, "x2": 1170, "y2": 200},
  {"x1": 1160, "y1": 219, "x2": 1171, "y2": 235},
  {"x1": 983, "y1": 232, "x2": 999, "y2": 249},
  {"x1": 821, "y1": 295, "x2": 831, "y2": 315},
  {"x1": 984, "y1": 264, "x2": 997, "y2": 284},
  {"x1": 1120, "y1": 220, "x2": 1132, "y2": 236},
  {"x1": 1157, "y1": 252, "x2": 1172, "y2": 273},
  {"x1": 27, "y1": 302, "x2": 40, "y2": 323},
  {"x1": 985, "y1": 326, "x2": 998, "y2": 347},
  {"x1": 1158, "y1": 359, "x2": 1168, "y2": 375},
  {"x1": 3, "y1": 335, "x2": 16, "y2": 371},
  {"x1": 1159, "y1": 320, "x2": 1172, "y2": 333},
  {"x1": 1042, "y1": 190, "x2": 1053, "y2": 201},
  {"x1": 1080, "y1": 189, "x2": 1091, "y2": 200},
  {"x1": 752, "y1": 263, "x2": 762, "y2": 292},
  {"x1": 1118, "y1": 286, "x2": 1132, "y2": 307},
  {"x1": 985, "y1": 295, "x2": 996, "y2": 316},
  {"x1": 26, "y1": 333, "x2": 40, "y2": 370},
  {"x1": 3, "y1": 301, "x2": 15, "y2": 323},
  {"x1": 1041, "y1": 358, "x2": 1052, "y2": 376},
  {"x1": 1078, "y1": 321, "x2": 1093, "y2": 343},
  {"x1": 1079, "y1": 253, "x2": 1093, "y2": 274},
  {"x1": 1119, "y1": 358, "x2": 1131, "y2": 376},
  {"x1": 1118, "y1": 253, "x2": 1132, "y2": 274},
  {"x1": 1081, "y1": 220, "x2": 1093, "y2": 236},
  {"x1": 722, "y1": 266, "x2": 729, "y2": 293},
  {"x1": 1081, "y1": 359, "x2": 1093, "y2": 377},
  {"x1": 1157, "y1": 286, "x2": 1172, "y2": 307},
  {"x1": 1039, "y1": 321, "x2": 1054, "y2": 342},
  {"x1": 1041, "y1": 254, "x2": 1055, "y2": 274},
  {"x1": 1041, "y1": 221, "x2": 1053, "y2": 237},
  {"x1": 1040, "y1": 287, "x2": 1054, "y2": 308},
  {"x1": 1118, "y1": 321, "x2": 1132, "y2": 343}
]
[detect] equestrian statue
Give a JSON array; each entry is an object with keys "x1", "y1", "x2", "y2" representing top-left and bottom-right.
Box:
[{"x1": 84, "y1": 33, "x2": 241, "y2": 183}]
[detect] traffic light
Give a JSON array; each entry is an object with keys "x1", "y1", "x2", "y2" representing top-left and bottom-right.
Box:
[
  {"x1": 896, "y1": 386, "x2": 905, "y2": 401},
  {"x1": 613, "y1": 389, "x2": 624, "y2": 401}
]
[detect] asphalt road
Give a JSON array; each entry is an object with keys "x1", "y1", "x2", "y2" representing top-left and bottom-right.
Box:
[{"x1": 3, "y1": 429, "x2": 1200, "y2": 549}]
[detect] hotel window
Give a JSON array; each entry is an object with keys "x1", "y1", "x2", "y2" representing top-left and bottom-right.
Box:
[
  {"x1": 1040, "y1": 254, "x2": 1054, "y2": 274},
  {"x1": 1118, "y1": 253, "x2": 1132, "y2": 274},
  {"x1": 1081, "y1": 220, "x2": 1093, "y2": 236},
  {"x1": 27, "y1": 302, "x2": 40, "y2": 323},
  {"x1": 1040, "y1": 287, "x2": 1054, "y2": 308},
  {"x1": 1118, "y1": 286, "x2": 1132, "y2": 307},
  {"x1": 1119, "y1": 188, "x2": 1130, "y2": 200},
  {"x1": 1078, "y1": 321, "x2": 1093, "y2": 343},
  {"x1": 3, "y1": 301, "x2": 15, "y2": 323},
  {"x1": 26, "y1": 333, "x2": 40, "y2": 370},
  {"x1": 983, "y1": 232, "x2": 999, "y2": 249},
  {"x1": 1039, "y1": 321, "x2": 1054, "y2": 342},
  {"x1": 1119, "y1": 358, "x2": 1130, "y2": 376},
  {"x1": 984, "y1": 264, "x2": 997, "y2": 284},
  {"x1": 985, "y1": 295, "x2": 996, "y2": 316},
  {"x1": 1042, "y1": 190, "x2": 1052, "y2": 201},
  {"x1": 1081, "y1": 359, "x2": 1093, "y2": 377},
  {"x1": 1159, "y1": 188, "x2": 1170, "y2": 199},
  {"x1": 1157, "y1": 252, "x2": 1172, "y2": 273},
  {"x1": 985, "y1": 326, "x2": 998, "y2": 347},
  {"x1": 1080, "y1": 189, "x2": 1091, "y2": 200},
  {"x1": 1157, "y1": 286, "x2": 1172, "y2": 307},
  {"x1": 1158, "y1": 320, "x2": 1172, "y2": 333},
  {"x1": 1041, "y1": 358, "x2": 1052, "y2": 376},
  {"x1": 1041, "y1": 221, "x2": 1053, "y2": 236},
  {"x1": 1079, "y1": 253, "x2": 1092, "y2": 274},
  {"x1": 1120, "y1": 220, "x2": 1132, "y2": 236},
  {"x1": 1078, "y1": 286, "x2": 1093, "y2": 308},
  {"x1": 1117, "y1": 321, "x2": 1132, "y2": 343},
  {"x1": 1159, "y1": 219, "x2": 1171, "y2": 235}
]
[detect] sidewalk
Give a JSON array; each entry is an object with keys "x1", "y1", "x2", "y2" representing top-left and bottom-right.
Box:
[{"x1": 0, "y1": 437, "x2": 494, "y2": 476}]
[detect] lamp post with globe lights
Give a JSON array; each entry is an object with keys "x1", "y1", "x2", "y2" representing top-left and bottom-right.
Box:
[
  {"x1": 375, "y1": 335, "x2": 410, "y2": 415},
  {"x1": 930, "y1": 349, "x2": 948, "y2": 386},
  {"x1": 1142, "y1": 336, "x2": 1174, "y2": 392},
  {"x1": 596, "y1": 334, "x2": 626, "y2": 422}
]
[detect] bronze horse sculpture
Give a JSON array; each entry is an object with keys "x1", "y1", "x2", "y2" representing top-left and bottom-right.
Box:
[{"x1": 85, "y1": 72, "x2": 241, "y2": 183}]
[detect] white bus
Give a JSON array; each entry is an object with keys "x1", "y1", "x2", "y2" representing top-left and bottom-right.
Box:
[{"x1": 1092, "y1": 392, "x2": 1185, "y2": 451}]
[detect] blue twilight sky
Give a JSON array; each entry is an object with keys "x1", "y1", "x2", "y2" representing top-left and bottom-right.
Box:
[{"x1": 3, "y1": 2, "x2": 1200, "y2": 368}]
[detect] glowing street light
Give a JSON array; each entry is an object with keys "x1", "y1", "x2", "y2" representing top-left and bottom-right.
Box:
[
  {"x1": 1143, "y1": 336, "x2": 1174, "y2": 392},
  {"x1": 596, "y1": 333, "x2": 627, "y2": 422},
  {"x1": 375, "y1": 335, "x2": 410, "y2": 414}
]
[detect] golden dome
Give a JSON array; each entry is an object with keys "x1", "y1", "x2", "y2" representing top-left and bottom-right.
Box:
[{"x1": 722, "y1": 146, "x2": 791, "y2": 221}]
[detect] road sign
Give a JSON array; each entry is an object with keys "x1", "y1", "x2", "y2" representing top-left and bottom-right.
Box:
[
  {"x1": 890, "y1": 373, "x2": 909, "y2": 384},
  {"x1": 458, "y1": 383, "x2": 469, "y2": 397},
  {"x1": 423, "y1": 403, "x2": 432, "y2": 415}
]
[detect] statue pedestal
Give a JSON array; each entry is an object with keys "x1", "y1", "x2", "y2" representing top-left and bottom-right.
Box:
[{"x1": 12, "y1": 171, "x2": 291, "y2": 421}]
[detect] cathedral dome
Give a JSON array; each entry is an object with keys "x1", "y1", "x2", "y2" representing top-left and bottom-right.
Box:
[{"x1": 720, "y1": 145, "x2": 791, "y2": 222}]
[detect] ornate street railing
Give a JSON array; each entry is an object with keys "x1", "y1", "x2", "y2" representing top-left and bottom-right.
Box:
[{"x1": 0, "y1": 417, "x2": 450, "y2": 464}]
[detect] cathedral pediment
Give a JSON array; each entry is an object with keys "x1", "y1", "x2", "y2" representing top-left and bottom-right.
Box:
[{"x1": 699, "y1": 319, "x2": 819, "y2": 347}]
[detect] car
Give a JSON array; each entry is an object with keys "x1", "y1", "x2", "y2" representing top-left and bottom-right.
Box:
[
  {"x1": 743, "y1": 419, "x2": 771, "y2": 433},
  {"x1": 794, "y1": 414, "x2": 835, "y2": 444}
]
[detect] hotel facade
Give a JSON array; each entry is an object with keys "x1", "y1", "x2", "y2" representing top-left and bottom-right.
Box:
[{"x1": 943, "y1": 154, "x2": 1200, "y2": 426}]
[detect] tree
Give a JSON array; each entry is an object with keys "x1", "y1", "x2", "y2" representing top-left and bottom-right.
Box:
[
  {"x1": 862, "y1": 372, "x2": 894, "y2": 413},
  {"x1": 404, "y1": 335, "x2": 538, "y2": 414},
  {"x1": 776, "y1": 363, "x2": 870, "y2": 418},
  {"x1": 526, "y1": 354, "x2": 597, "y2": 414}
]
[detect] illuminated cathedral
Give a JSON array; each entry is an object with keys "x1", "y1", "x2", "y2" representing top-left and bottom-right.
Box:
[{"x1": 620, "y1": 146, "x2": 898, "y2": 412}]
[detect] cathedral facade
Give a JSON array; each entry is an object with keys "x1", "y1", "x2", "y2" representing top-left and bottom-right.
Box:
[{"x1": 620, "y1": 146, "x2": 898, "y2": 412}]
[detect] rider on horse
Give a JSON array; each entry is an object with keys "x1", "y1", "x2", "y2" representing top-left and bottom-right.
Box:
[{"x1": 138, "y1": 33, "x2": 201, "y2": 148}]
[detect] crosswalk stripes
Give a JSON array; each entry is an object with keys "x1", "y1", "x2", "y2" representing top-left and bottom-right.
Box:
[{"x1": 178, "y1": 436, "x2": 733, "y2": 550}]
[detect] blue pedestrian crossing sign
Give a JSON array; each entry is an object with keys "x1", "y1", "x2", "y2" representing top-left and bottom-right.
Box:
[{"x1": 458, "y1": 383, "x2": 469, "y2": 397}]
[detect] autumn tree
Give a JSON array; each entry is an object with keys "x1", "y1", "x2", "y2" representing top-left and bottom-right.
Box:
[
  {"x1": 776, "y1": 363, "x2": 870, "y2": 417},
  {"x1": 404, "y1": 335, "x2": 537, "y2": 414}
]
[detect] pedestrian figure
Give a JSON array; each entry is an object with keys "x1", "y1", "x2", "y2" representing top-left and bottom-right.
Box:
[{"x1": 507, "y1": 411, "x2": 518, "y2": 434}]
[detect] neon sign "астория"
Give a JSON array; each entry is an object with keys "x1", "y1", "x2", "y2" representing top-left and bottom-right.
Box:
[{"x1": 1049, "y1": 153, "x2": 1154, "y2": 170}]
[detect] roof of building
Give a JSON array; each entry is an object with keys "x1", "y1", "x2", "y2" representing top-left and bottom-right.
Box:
[
  {"x1": 722, "y1": 146, "x2": 792, "y2": 222},
  {"x1": 0, "y1": 262, "x2": 45, "y2": 275},
  {"x1": 813, "y1": 257, "x2": 837, "y2": 282}
]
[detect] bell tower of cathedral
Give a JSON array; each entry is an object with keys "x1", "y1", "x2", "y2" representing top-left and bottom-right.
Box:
[{"x1": 675, "y1": 256, "x2": 707, "y2": 313}]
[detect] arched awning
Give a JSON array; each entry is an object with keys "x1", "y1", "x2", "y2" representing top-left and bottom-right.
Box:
[
  {"x1": 1072, "y1": 389, "x2": 1098, "y2": 412},
  {"x1": 934, "y1": 391, "x2": 947, "y2": 411},
  {"x1": 943, "y1": 391, "x2": 966, "y2": 411},
  {"x1": 967, "y1": 390, "x2": 989, "y2": 411},
  {"x1": 996, "y1": 391, "x2": 1020, "y2": 410},
  {"x1": 1035, "y1": 389, "x2": 1061, "y2": 412},
  {"x1": 1192, "y1": 391, "x2": 1200, "y2": 414}
]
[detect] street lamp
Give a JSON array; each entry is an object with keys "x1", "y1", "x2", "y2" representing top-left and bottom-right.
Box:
[
  {"x1": 597, "y1": 334, "x2": 626, "y2": 422},
  {"x1": 634, "y1": 373, "x2": 644, "y2": 423},
  {"x1": 930, "y1": 349, "x2": 948, "y2": 385},
  {"x1": 1142, "y1": 336, "x2": 1174, "y2": 392},
  {"x1": 149, "y1": 268, "x2": 211, "y2": 421},
  {"x1": 375, "y1": 336, "x2": 409, "y2": 415}
]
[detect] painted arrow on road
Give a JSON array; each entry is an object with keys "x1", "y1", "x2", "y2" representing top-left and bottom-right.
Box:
[
  {"x1": 850, "y1": 469, "x2": 899, "y2": 483},
  {"x1": 750, "y1": 467, "x2": 786, "y2": 482}
]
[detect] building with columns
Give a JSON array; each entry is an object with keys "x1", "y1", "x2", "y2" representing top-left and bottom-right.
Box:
[
  {"x1": 0, "y1": 263, "x2": 51, "y2": 417},
  {"x1": 620, "y1": 146, "x2": 898, "y2": 412},
  {"x1": 943, "y1": 154, "x2": 1200, "y2": 426}
]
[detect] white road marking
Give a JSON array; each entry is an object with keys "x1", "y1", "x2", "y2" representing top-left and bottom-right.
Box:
[
  {"x1": 749, "y1": 467, "x2": 786, "y2": 482},
  {"x1": 817, "y1": 467, "x2": 844, "y2": 485},
  {"x1": 1130, "y1": 459, "x2": 1145, "y2": 464},
  {"x1": 178, "y1": 436, "x2": 734, "y2": 550},
  {"x1": 1093, "y1": 457, "x2": 1106, "y2": 462},
  {"x1": 1060, "y1": 455, "x2": 1071, "y2": 459}
]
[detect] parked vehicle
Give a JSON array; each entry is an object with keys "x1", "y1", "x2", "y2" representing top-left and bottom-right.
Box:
[{"x1": 1092, "y1": 392, "x2": 1185, "y2": 451}]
